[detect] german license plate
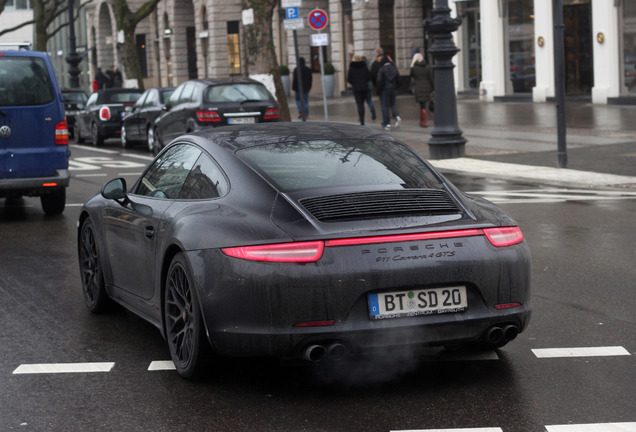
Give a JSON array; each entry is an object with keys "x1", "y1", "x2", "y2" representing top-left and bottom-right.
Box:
[
  {"x1": 228, "y1": 117, "x2": 255, "y2": 124},
  {"x1": 368, "y1": 286, "x2": 467, "y2": 319}
]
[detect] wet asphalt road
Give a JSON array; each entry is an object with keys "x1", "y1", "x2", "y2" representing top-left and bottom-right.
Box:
[{"x1": 0, "y1": 142, "x2": 634, "y2": 431}]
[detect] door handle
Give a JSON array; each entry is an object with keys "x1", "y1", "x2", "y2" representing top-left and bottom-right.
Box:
[{"x1": 145, "y1": 226, "x2": 155, "y2": 239}]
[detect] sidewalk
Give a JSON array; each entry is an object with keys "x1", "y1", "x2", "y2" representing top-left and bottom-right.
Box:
[{"x1": 295, "y1": 94, "x2": 636, "y2": 190}]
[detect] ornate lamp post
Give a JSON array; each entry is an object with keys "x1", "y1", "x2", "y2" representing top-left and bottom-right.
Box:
[
  {"x1": 423, "y1": 0, "x2": 465, "y2": 159},
  {"x1": 66, "y1": 0, "x2": 82, "y2": 88}
]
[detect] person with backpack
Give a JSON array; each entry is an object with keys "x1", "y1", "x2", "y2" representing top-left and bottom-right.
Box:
[{"x1": 376, "y1": 55, "x2": 401, "y2": 130}]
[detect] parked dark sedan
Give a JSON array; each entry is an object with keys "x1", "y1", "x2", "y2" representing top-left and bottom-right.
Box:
[
  {"x1": 150, "y1": 77, "x2": 279, "y2": 154},
  {"x1": 61, "y1": 89, "x2": 88, "y2": 139},
  {"x1": 78, "y1": 122, "x2": 531, "y2": 379},
  {"x1": 121, "y1": 87, "x2": 174, "y2": 151},
  {"x1": 74, "y1": 88, "x2": 143, "y2": 146}
]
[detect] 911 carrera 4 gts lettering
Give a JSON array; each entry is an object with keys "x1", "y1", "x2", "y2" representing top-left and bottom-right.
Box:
[{"x1": 375, "y1": 251, "x2": 457, "y2": 263}]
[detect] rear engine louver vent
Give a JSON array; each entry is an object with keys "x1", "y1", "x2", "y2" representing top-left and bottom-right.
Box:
[{"x1": 299, "y1": 190, "x2": 460, "y2": 222}]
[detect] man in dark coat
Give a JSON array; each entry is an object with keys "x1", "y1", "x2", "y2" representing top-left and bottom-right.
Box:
[
  {"x1": 94, "y1": 67, "x2": 109, "y2": 90},
  {"x1": 376, "y1": 55, "x2": 401, "y2": 130},
  {"x1": 292, "y1": 57, "x2": 313, "y2": 120},
  {"x1": 347, "y1": 54, "x2": 372, "y2": 125},
  {"x1": 370, "y1": 47, "x2": 386, "y2": 126}
]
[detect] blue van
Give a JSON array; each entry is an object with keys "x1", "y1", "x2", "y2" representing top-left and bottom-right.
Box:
[{"x1": 0, "y1": 44, "x2": 70, "y2": 215}]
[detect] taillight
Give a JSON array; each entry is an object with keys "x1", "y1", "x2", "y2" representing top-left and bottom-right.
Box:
[
  {"x1": 99, "y1": 106, "x2": 111, "y2": 121},
  {"x1": 264, "y1": 108, "x2": 280, "y2": 120},
  {"x1": 222, "y1": 241, "x2": 324, "y2": 263},
  {"x1": 55, "y1": 121, "x2": 68, "y2": 145},
  {"x1": 484, "y1": 227, "x2": 524, "y2": 247},
  {"x1": 197, "y1": 110, "x2": 221, "y2": 122}
]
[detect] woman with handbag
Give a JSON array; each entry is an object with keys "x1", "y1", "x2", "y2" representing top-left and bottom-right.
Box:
[{"x1": 410, "y1": 53, "x2": 434, "y2": 127}]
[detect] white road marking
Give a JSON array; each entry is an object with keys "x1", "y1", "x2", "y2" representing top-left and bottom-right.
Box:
[
  {"x1": 392, "y1": 428, "x2": 503, "y2": 432},
  {"x1": 148, "y1": 361, "x2": 176, "y2": 371},
  {"x1": 545, "y1": 422, "x2": 636, "y2": 431},
  {"x1": 12, "y1": 362, "x2": 115, "y2": 374},
  {"x1": 532, "y1": 346, "x2": 631, "y2": 358},
  {"x1": 468, "y1": 188, "x2": 636, "y2": 204},
  {"x1": 69, "y1": 144, "x2": 118, "y2": 154},
  {"x1": 123, "y1": 153, "x2": 154, "y2": 161},
  {"x1": 117, "y1": 172, "x2": 142, "y2": 176},
  {"x1": 73, "y1": 173, "x2": 107, "y2": 177}
]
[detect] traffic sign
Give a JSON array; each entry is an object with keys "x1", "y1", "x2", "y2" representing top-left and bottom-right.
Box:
[
  {"x1": 281, "y1": 0, "x2": 301, "y2": 7},
  {"x1": 308, "y1": 8, "x2": 328, "y2": 31},
  {"x1": 311, "y1": 33, "x2": 328, "y2": 47},
  {"x1": 285, "y1": 7, "x2": 299, "y2": 20},
  {"x1": 284, "y1": 18, "x2": 304, "y2": 31}
]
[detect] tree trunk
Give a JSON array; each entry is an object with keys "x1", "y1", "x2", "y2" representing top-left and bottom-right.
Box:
[{"x1": 242, "y1": 0, "x2": 291, "y2": 122}]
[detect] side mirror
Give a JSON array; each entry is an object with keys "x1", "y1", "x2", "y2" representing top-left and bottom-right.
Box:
[{"x1": 101, "y1": 178, "x2": 127, "y2": 200}]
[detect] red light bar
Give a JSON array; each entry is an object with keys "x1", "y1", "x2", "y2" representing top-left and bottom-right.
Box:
[
  {"x1": 325, "y1": 229, "x2": 484, "y2": 247},
  {"x1": 197, "y1": 110, "x2": 221, "y2": 122},
  {"x1": 42, "y1": 183, "x2": 58, "y2": 187},
  {"x1": 264, "y1": 108, "x2": 280, "y2": 120}
]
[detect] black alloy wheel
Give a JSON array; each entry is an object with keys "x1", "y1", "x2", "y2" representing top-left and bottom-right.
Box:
[
  {"x1": 79, "y1": 218, "x2": 109, "y2": 312},
  {"x1": 74, "y1": 123, "x2": 84, "y2": 143},
  {"x1": 147, "y1": 127, "x2": 156, "y2": 153},
  {"x1": 165, "y1": 253, "x2": 210, "y2": 379},
  {"x1": 121, "y1": 124, "x2": 131, "y2": 148}
]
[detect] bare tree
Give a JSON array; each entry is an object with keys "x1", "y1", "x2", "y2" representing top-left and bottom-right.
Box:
[
  {"x1": 241, "y1": 0, "x2": 290, "y2": 121},
  {"x1": 112, "y1": 0, "x2": 160, "y2": 91}
]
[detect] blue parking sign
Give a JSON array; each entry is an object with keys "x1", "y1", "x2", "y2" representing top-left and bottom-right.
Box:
[{"x1": 286, "y1": 7, "x2": 299, "y2": 20}]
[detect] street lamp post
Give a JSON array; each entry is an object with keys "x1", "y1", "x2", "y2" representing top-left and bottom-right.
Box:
[
  {"x1": 423, "y1": 0, "x2": 466, "y2": 159},
  {"x1": 65, "y1": 0, "x2": 82, "y2": 88}
]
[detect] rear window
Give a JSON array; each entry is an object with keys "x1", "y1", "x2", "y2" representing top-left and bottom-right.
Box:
[
  {"x1": 104, "y1": 92, "x2": 142, "y2": 103},
  {"x1": 237, "y1": 140, "x2": 442, "y2": 193},
  {"x1": 205, "y1": 84, "x2": 271, "y2": 103},
  {"x1": 0, "y1": 57, "x2": 54, "y2": 106}
]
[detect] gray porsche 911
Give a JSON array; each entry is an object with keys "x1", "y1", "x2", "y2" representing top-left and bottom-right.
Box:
[{"x1": 78, "y1": 122, "x2": 531, "y2": 379}]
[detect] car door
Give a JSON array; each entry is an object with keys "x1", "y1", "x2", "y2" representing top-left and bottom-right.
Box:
[
  {"x1": 101, "y1": 143, "x2": 203, "y2": 300},
  {"x1": 128, "y1": 91, "x2": 148, "y2": 140},
  {"x1": 77, "y1": 92, "x2": 98, "y2": 139}
]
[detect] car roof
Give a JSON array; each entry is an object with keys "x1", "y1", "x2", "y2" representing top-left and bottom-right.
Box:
[
  {"x1": 193, "y1": 122, "x2": 401, "y2": 152},
  {"x1": 0, "y1": 48, "x2": 48, "y2": 58},
  {"x1": 188, "y1": 77, "x2": 264, "y2": 87}
]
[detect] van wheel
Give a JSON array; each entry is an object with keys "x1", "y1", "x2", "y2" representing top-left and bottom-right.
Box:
[
  {"x1": 91, "y1": 123, "x2": 103, "y2": 147},
  {"x1": 40, "y1": 188, "x2": 66, "y2": 215}
]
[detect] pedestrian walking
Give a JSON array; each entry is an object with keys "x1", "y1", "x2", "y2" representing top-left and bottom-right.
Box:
[
  {"x1": 362, "y1": 56, "x2": 377, "y2": 121},
  {"x1": 347, "y1": 54, "x2": 371, "y2": 125},
  {"x1": 112, "y1": 68, "x2": 123, "y2": 88},
  {"x1": 94, "y1": 67, "x2": 108, "y2": 90},
  {"x1": 376, "y1": 55, "x2": 401, "y2": 130},
  {"x1": 292, "y1": 57, "x2": 312, "y2": 120},
  {"x1": 104, "y1": 66, "x2": 115, "y2": 89},
  {"x1": 410, "y1": 53, "x2": 434, "y2": 127},
  {"x1": 370, "y1": 47, "x2": 387, "y2": 127}
]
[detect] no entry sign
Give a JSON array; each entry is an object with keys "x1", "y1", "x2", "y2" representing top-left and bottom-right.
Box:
[{"x1": 308, "y1": 9, "x2": 329, "y2": 31}]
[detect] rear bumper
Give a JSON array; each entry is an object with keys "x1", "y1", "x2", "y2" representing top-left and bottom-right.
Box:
[{"x1": 0, "y1": 169, "x2": 70, "y2": 196}]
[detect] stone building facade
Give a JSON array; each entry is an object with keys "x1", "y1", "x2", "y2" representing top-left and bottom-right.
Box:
[{"x1": 82, "y1": 0, "x2": 635, "y2": 104}]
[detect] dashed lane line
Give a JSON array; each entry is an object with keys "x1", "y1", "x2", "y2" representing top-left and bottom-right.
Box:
[
  {"x1": 148, "y1": 361, "x2": 176, "y2": 371},
  {"x1": 12, "y1": 362, "x2": 115, "y2": 374},
  {"x1": 532, "y1": 346, "x2": 631, "y2": 358},
  {"x1": 545, "y1": 422, "x2": 636, "y2": 432}
]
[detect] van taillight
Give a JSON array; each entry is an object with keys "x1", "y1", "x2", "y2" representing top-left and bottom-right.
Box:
[
  {"x1": 55, "y1": 121, "x2": 68, "y2": 146},
  {"x1": 99, "y1": 106, "x2": 111, "y2": 121}
]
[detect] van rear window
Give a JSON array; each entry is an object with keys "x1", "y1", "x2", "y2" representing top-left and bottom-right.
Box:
[{"x1": 0, "y1": 57, "x2": 54, "y2": 106}]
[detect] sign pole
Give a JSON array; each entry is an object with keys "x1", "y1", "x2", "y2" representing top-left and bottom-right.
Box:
[{"x1": 318, "y1": 37, "x2": 328, "y2": 121}]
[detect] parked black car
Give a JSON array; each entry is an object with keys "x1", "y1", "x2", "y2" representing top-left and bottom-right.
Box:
[
  {"x1": 150, "y1": 78, "x2": 280, "y2": 154},
  {"x1": 78, "y1": 122, "x2": 531, "y2": 379},
  {"x1": 121, "y1": 87, "x2": 174, "y2": 151},
  {"x1": 61, "y1": 89, "x2": 88, "y2": 139},
  {"x1": 74, "y1": 88, "x2": 143, "y2": 146}
]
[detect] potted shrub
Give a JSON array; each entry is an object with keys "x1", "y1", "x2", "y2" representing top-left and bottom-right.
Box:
[
  {"x1": 279, "y1": 65, "x2": 290, "y2": 96},
  {"x1": 322, "y1": 62, "x2": 335, "y2": 98}
]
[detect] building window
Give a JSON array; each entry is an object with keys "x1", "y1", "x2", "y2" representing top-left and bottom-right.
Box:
[
  {"x1": 5, "y1": 0, "x2": 31, "y2": 10},
  {"x1": 227, "y1": 21, "x2": 241, "y2": 75},
  {"x1": 136, "y1": 34, "x2": 148, "y2": 78},
  {"x1": 623, "y1": 1, "x2": 636, "y2": 94},
  {"x1": 506, "y1": 0, "x2": 535, "y2": 93}
]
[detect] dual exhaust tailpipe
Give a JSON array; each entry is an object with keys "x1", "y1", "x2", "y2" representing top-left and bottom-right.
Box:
[
  {"x1": 302, "y1": 342, "x2": 348, "y2": 363},
  {"x1": 486, "y1": 324, "x2": 519, "y2": 345}
]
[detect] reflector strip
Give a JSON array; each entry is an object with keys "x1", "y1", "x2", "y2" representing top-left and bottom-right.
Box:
[
  {"x1": 13, "y1": 362, "x2": 115, "y2": 374},
  {"x1": 325, "y1": 229, "x2": 484, "y2": 247},
  {"x1": 294, "y1": 320, "x2": 335, "y2": 327},
  {"x1": 495, "y1": 302, "x2": 522, "y2": 310}
]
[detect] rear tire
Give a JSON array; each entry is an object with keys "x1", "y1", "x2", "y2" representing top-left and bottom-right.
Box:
[
  {"x1": 74, "y1": 123, "x2": 84, "y2": 143},
  {"x1": 40, "y1": 188, "x2": 66, "y2": 215},
  {"x1": 164, "y1": 253, "x2": 211, "y2": 379},
  {"x1": 91, "y1": 123, "x2": 103, "y2": 147},
  {"x1": 121, "y1": 124, "x2": 132, "y2": 148}
]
